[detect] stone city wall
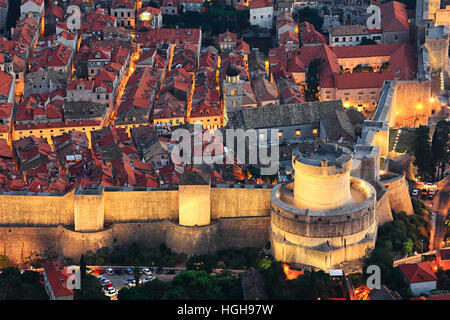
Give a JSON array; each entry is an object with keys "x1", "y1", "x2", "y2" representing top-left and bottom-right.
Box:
[{"x1": 380, "y1": 173, "x2": 414, "y2": 215}]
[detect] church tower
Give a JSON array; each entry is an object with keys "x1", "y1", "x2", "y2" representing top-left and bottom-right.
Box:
[{"x1": 223, "y1": 63, "x2": 243, "y2": 124}]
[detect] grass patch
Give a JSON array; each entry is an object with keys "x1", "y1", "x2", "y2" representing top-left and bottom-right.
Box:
[
  {"x1": 0, "y1": 255, "x2": 12, "y2": 269},
  {"x1": 388, "y1": 128, "x2": 416, "y2": 153}
]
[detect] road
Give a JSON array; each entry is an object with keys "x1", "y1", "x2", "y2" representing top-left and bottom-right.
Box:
[{"x1": 411, "y1": 176, "x2": 450, "y2": 251}]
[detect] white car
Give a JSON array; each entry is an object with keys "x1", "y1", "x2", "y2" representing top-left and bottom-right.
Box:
[
  {"x1": 127, "y1": 279, "x2": 143, "y2": 287},
  {"x1": 141, "y1": 275, "x2": 154, "y2": 283},
  {"x1": 106, "y1": 268, "x2": 115, "y2": 275},
  {"x1": 425, "y1": 182, "x2": 437, "y2": 189},
  {"x1": 411, "y1": 189, "x2": 419, "y2": 196},
  {"x1": 141, "y1": 268, "x2": 152, "y2": 275},
  {"x1": 104, "y1": 287, "x2": 118, "y2": 297}
]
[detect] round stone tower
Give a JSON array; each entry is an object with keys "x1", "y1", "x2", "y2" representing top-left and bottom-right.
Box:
[{"x1": 270, "y1": 144, "x2": 377, "y2": 271}]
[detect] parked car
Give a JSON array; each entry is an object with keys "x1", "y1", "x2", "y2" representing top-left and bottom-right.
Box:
[
  {"x1": 101, "y1": 280, "x2": 111, "y2": 287},
  {"x1": 141, "y1": 275, "x2": 154, "y2": 283},
  {"x1": 85, "y1": 267, "x2": 93, "y2": 274},
  {"x1": 124, "y1": 278, "x2": 135, "y2": 285},
  {"x1": 428, "y1": 189, "x2": 436, "y2": 199},
  {"x1": 99, "y1": 269, "x2": 105, "y2": 275},
  {"x1": 167, "y1": 269, "x2": 177, "y2": 275},
  {"x1": 421, "y1": 189, "x2": 428, "y2": 198},
  {"x1": 104, "y1": 287, "x2": 118, "y2": 297},
  {"x1": 141, "y1": 268, "x2": 152, "y2": 275},
  {"x1": 127, "y1": 279, "x2": 143, "y2": 287},
  {"x1": 106, "y1": 268, "x2": 115, "y2": 275},
  {"x1": 125, "y1": 268, "x2": 133, "y2": 275},
  {"x1": 115, "y1": 268, "x2": 123, "y2": 275},
  {"x1": 425, "y1": 182, "x2": 437, "y2": 189},
  {"x1": 156, "y1": 267, "x2": 163, "y2": 274},
  {"x1": 105, "y1": 283, "x2": 113, "y2": 289},
  {"x1": 97, "y1": 276, "x2": 106, "y2": 282},
  {"x1": 411, "y1": 189, "x2": 419, "y2": 197}
]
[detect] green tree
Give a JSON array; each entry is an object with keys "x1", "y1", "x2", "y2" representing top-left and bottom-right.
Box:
[
  {"x1": 167, "y1": 270, "x2": 222, "y2": 300},
  {"x1": 413, "y1": 125, "x2": 435, "y2": 180},
  {"x1": 0, "y1": 267, "x2": 47, "y2": 300},
  {"x1": 380, "y1": 61, "x2": 391, "y2": 72},
  {"x1": 6, "y1": 0, "x2": 20, "y2": 32},
  {"x1": 80, "y1": 254, "x2": 86, "y2": 281},
  {"x1": 259, "y1": 256, "x2": 272, "y2": 270},
  {"x1": 186, "y1": 254, "x2": 218, "y2": 273},
  {"x1": 295, "y1": 7, "x2": 324, "y2": 32},
  {"x1": 352, "y1": 64, "x2": 374, "y2": 73},
  {"x1": 133, "y1": 266, "x2": 141, "y2": 288},
  {"x1": 402, "y1": 238, "x2": 413, "y2": 256},
  {"x1": 74, "y1": 274, "x2": 108, "y2": 300},
  {"x1": 431, "y1": 120, "x2": 449, "y2": 180},
  {"x1": 304, "y1": 58, "x2": 324, "y2": 102},
  {"x1": 118, "y1": 279, "x2": 170, "y2": 300}
]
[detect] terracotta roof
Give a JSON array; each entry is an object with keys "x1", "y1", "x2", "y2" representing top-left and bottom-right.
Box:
[
  {"x1": 249, "y1": 0, "x2": 273, "y2": 9},
  {"x1": 43, "y1": 262, "x2": 73, "y2": 298},
  {"x1": 299, "y1": 21, "x2": 327, "y2": 45},
  {"x1": 0, "y1": 71, "x2": 13, "y2": 98},
  {"x1": 332, "y1": 71, "x2": 395, "y2": 89},
  {"x1": 330, "y1": 24, "x2": 370, "y2": 37},
  {"x1": 399, "y1": 262, "x2": 437, "y2": 284},
  {"x1": 380, "y1": 1, "x2": 409, "y2": 32}
]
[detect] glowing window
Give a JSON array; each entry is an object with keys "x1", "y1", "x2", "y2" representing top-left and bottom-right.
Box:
[
  {"x1": 296, "y1": 130, "x2": 301, "y2": 137},
  {"x1": 278, "y1": 131, "x2": 283, "y2": 138},
  {"x1": 313, "y1": 129, "x2": 318, "y2": 136}
]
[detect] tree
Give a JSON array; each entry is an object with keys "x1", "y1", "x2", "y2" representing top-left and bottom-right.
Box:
[
  {"x1": 186, "y1": 254, "x2": 218, "y2": 273},
  {"x1": 380, "y1": 61, "x2": 391, "y2": 72},
  {"x1": 295, "y1": 7, "x2": 324, "y2": 32},
  {"x1": 80, "y1": 254, "x2": 86, "y2": 281},
  {"x1": 304, "y1": 58, "x2": 324, "y2": 102},
  {"x1": 74, "y1": 274, "x2": 108, "y2": 300},
  {"x1": 6, "y1": 0, "x2": 20, "y2": 32},
  {"x1": 431, "y1": 120, "x2": 449, "y2": 180},
  {"x1": 413, "y1": 125, "x2": 435, "y2": 181},
  {"x1": 352, "y1": 64, "x2": 374, "y2": 73},
  {"x1": 133, "y1": 266, "x2": 141, "y2": 288},
  {"x1": 166, "y1": 270, "x2": 222, "y2": 300},
  {"x1": 402, "y1": 238, "x2": 413, "y2": 256},
  {"x1": 0, "y1": 267, "x2": 47, "y2": 300},
  {"x1": 118, "y1": 279, "x2": 170, "y2": 300}
]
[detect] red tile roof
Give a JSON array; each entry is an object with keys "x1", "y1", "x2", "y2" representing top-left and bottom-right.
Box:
[
  {"x1": 380, "y1": 1, "x2": 409, "y2": 32},
  {"x1": 249, "y1": 0, "x2": 273, "y2": 9},
  {"x1": 332, "y1": 71, "x2": 395, "y2": 89},
  {"x1": 399, "y1": 262, "x2": 437, "y2": 284},
  {"x1": 43, "y1": 262, "x2": 73, "y2": 298},
  {"x1": 0, "y1": 71, "x2": 13, "y2": 98},
  {"x1": 299, "y1": 21, "x2": 327, "y2": 45}
]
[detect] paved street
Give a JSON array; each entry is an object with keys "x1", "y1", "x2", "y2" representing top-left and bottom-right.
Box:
[{"x1": 411, "y1": 176, "x2": 450, "y2": 251}]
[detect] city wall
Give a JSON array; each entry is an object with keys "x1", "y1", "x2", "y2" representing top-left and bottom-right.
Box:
[
  {"x1": 380, "y1": 173, "x2": 414, "y2": 215},
  {"x1": 0, "y1": 186, "x2": 273, "y2": 264}
]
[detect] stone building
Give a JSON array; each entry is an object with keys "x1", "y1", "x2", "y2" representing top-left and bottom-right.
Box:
[
  {"x1": 223, "y1": 63, "x2": 244, "y2": 115},
  {"x1": 270, "y1": 144, "x2": 378, "y2": 270}
]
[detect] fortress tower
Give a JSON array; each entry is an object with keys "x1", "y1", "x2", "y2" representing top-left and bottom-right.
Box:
[{"x1": 270, "y1": 144, "x2": 378, "y2": 270}]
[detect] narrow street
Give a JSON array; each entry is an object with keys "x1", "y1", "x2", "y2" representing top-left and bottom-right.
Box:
[{"x1": 412, "y1": 176, "x2": 450, "y2": 251}]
